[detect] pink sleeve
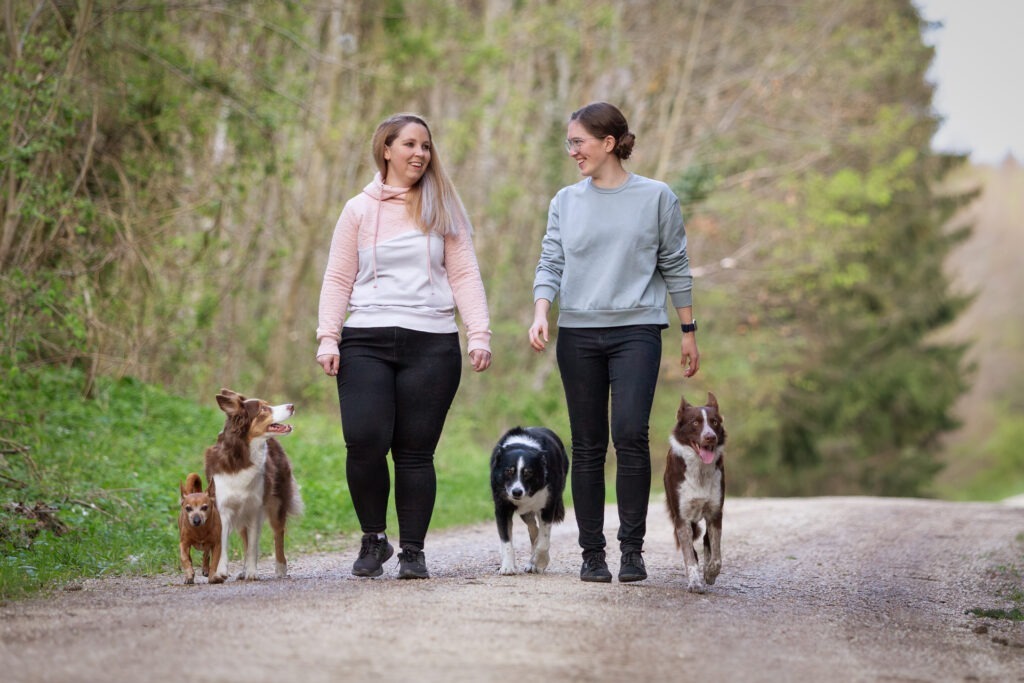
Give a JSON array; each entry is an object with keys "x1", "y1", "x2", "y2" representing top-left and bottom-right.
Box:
[
  {"x1": 316, "y1": 202, "x2": 361, "y2": 358},
  {"x1": 445, "y1": 227, "x2": 492, "y2": 354}
]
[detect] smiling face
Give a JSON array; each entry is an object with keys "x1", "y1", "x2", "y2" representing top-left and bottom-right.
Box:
[
  {"x1": 383, "y1": 122, "x2": 431, "y2": 188},
  {"x1": 566, "y1": 119, "x2": 617, "y2": 181}
]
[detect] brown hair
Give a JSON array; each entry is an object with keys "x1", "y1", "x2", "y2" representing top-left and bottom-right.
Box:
[
  {"x1": 371, "y1": 113, "x2": 469, "y2": 236},
  {"x1": 569, "y1": 102, "x2": 636, "y2": 160}
]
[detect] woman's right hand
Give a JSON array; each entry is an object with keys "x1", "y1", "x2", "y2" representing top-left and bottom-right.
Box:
[
  {"x1": 528, "y1": 299, "x2": 552, "y2": 352},
  {"x1": 528, "y1": 318, "x2": 549, "y2": 352},
  {"x1": 317, "y1": 354, "x2": 340, "y2": 376}
]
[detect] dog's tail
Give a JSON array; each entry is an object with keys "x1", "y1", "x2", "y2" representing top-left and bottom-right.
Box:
[{"x1": 183, "y1": 472, "x2": 204, "y2": 495}]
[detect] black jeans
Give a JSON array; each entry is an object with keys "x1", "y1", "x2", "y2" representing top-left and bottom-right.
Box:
[
  {"x1": 336, "y1": 327, "x2": 462, "y2": 551},
  {"x1": 556, "y1": 325, "x2": 662, "y2": 555}
]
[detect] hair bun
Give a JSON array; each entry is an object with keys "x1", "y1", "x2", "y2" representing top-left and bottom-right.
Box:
[{"x1": 616, "y1": 132, "x2": 636, "y2": 160}]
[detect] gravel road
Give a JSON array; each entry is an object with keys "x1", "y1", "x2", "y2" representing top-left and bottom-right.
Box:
[{"x1": 1, "y1": 497, "x2": 1022, "y2": 682}]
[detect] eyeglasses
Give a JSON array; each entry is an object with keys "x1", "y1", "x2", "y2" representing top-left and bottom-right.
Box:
[{"x1": 564, "y1": 136, "x2": 603, "y2": 153}]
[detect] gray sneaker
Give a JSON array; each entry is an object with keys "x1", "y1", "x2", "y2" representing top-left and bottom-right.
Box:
[
  {"x1": 580, "y1": 550, "x2": 612, "y2": 583},
  {"x1": 397, "y1": 547, "x2": 429, "y2": 579},
  {"x1": 352, "y1": 533, "x2": 394, "y2": 577}
]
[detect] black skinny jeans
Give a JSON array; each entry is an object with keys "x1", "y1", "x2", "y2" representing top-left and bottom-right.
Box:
[
  {"x1": 556, "y1": 325, "x2": 662, "y2": 556},
  {"x1": 336, "y1": 327, "x2": 462, "y2": 551}
]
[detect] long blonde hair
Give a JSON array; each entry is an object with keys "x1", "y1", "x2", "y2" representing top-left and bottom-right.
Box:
[{"x1": 371, "y1": 113, "x2": 470, "y2": 236}]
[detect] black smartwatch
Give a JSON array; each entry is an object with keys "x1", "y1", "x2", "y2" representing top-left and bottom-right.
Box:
[{"x1": 680, "y1": 320, "x2": 698, "y2": 333}]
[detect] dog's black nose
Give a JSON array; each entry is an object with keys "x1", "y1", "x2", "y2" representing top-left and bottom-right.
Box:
[
  {"x1": 191, "y1": 516, "x2": 204, "y2": 526},
  {"x1": 510, "y1": 488, "x2": 524, "y2": 499}
]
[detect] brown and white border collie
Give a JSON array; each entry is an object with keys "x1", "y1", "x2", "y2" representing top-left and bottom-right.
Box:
[
  {"x1": 203, "y1": 388, "x2": 302, "y2": 582},
  {"x1": 664, "y1": 392, "x2": 726, "y2": 593}
]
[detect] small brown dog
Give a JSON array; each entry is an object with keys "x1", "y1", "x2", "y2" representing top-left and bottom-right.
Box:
[{"x1": 178, "y1": 472, "x2": 223, "y2": 584}]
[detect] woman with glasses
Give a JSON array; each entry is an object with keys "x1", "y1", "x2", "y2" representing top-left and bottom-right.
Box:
[
  {"x1": 317, "y1": 113, "x2": 492, "y2": 580},
  {"x1": 529, "y1": 101, "x2": 699, "y2": 583}
]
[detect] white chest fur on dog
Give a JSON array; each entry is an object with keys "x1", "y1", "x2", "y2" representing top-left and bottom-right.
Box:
[
  {"x1": 668, "y1": 434, "x2": 723, "y2": 524},
  {"x1": 213, "y1": 438, "x2": 268, "y2": 521}
]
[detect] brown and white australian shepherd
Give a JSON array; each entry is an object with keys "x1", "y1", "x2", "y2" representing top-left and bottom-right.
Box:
[
  {"x1": 664, "y1": 392, "x2": 726, "y2": 593},
  {"x1": 204, "y1": 388, "x2": 303, "y2": 582}
]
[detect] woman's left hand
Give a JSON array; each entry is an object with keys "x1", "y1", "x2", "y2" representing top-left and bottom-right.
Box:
[
  {"x1": 681, "y1": 335, "x2": 700, "y2": 378},
  {"x1": 469, "y1": 349, "x2": 492, "y2": 372}
]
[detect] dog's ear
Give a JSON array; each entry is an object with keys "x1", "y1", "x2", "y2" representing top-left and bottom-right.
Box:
[
  {"x1": 706, "y1": 392, "x2": 718, "y2": 410},
  {"x1": 215, "y1": 392, "x2": 243, "y2": 415},
  {"x1": 206, "y1": 477, "x2": 216, "y2": 500},
  {"x1": 180, "y1": 480, "x2": 187, "y2": 500},
  {"x1": 243, "y1": 399, "x2": 262, "y2": 420},
  {"x1": 677, "y1": 395, "x2": 691, "y2": 422}
]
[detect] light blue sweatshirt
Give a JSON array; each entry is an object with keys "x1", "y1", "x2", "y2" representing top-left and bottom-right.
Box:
[{"x1": 533, "y1": 173, "x2": 692, "y2": 328}]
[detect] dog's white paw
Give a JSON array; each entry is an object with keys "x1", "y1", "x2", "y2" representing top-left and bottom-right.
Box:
[
  {"x1": 237, "y1": 569, "x2": 260, "y2": 581},
  {"x1": 686, "y1": 566, "x2": 706, "y2": 593},
  {"x1": 208, "y1": 573, "x2": 227, "y2": 585},
  {"x1": 275, "y1": 561, "x2": 287, "y2": 578},
  {"x1": 499, "y1": 563, "x2": 518, "y2": 575}
]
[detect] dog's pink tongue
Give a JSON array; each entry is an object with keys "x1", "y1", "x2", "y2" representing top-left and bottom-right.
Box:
[{"x1": 699, "y1": 447, "x2": 716, "y2": 464}]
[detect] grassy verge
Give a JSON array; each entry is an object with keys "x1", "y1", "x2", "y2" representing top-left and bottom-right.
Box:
[
  {"x1": 967, "y1": 532, "x2": 1024, "y2": 623},
  {"x1": 0, "y1": 364, "x2": 502, "y2": 600}
]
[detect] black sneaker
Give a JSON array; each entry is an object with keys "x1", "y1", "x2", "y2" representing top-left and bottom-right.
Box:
[
  {"x1": 352, "y1": 533, "x2": 394, "y2": 577},
  {"x1": 580, "y1": 550, "x2": 612, "y2": 583},
  {"x1": 618, "y1": 550, "x2": 648, "y2": 582},
  {"x1": 397, "y1": 547, "x2": 429, "y2": 580}
]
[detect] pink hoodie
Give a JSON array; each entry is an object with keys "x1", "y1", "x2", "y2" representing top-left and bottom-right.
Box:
[{"x1": 316, "y1": 174, "x2": 491, "y2": 358}]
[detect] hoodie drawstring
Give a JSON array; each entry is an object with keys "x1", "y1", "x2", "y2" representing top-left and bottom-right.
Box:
[
  {"x1": 365, "y1": 173, "x2": 435, "y2": 291},
  {"x1": 371, "y1": 193, "x2": 382, "y2": 288}
]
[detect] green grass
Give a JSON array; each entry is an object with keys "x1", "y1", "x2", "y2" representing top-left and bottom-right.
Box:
[{"x1": 0, "y1": 364, "x2": 503, "y2": 599}]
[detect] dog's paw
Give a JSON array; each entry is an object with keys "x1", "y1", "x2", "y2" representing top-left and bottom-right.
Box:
[
  {"x1": 184, "y1": 574, "x2": 195, "y2": 585},
  {"x1": 704, "y1": 559, "x2": 721, "y2": 585},
  {"x1": 498, "y1": 563, "x2": 518, "y2": 575},
  {"x1": 208, "y1": 573, "x2": 227, "y2": 585},
  {"x1": 275, "y1": 562, "x2": 287, "y2": 579},
  {"x1": 525, "y1": 554, "x2": 549, "y2": 573},
  {"x1": 686, "y1": 566, "x2": 706, "y2": 593}
]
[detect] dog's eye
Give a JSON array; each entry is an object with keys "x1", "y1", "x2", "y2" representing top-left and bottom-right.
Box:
[
  {"x1": 184, "y1": 505, "x2": 193, "y2": 512},
  {"x1": 522, "y1": 468, "x2": 533, "y2": 477},
  {"x1": 505, "y1": 467, "x2": 515, "y2": 476},
  {"x1": 200, "y1": 505, "x2": 208, "y2": 511}
]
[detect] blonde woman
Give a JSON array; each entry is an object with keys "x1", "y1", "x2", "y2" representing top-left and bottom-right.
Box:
[{"x1": 317, "y1": 113, "x2": 491, "y2": 580}]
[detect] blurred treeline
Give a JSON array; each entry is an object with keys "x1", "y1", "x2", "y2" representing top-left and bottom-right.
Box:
[{"x1": 1, "y1": 0, "x2": 975, "y2": 496}]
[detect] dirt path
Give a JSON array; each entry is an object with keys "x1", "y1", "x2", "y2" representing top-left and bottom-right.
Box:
[{"x1": 2, "y1": 497, "x2": 1022, "y2": 682}]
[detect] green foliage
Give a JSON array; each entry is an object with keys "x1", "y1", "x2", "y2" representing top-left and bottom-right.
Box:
[
  {"x1": 967, "y1": 607, "x2": 1024, "y2": 622},
  {"x1": 1, "y1": 0, "x2": 992, "y2": 504}
]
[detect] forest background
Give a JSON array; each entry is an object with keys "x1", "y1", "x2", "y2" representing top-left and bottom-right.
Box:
[{"x1": 2, "y1": 0, "x2": 1022, "y2": 518}]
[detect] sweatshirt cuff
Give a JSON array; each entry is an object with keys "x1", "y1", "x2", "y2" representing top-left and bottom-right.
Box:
[
  {"x1": 467, "y1": 330, "x2": 492, "y2": 355},
  {"x1": 669, "y1": 290, "x2": 693, "y2": 308},
  {"x1": 316, "y1": 337, "x2": 340, "y2": 359},
  {"x1": 533, "y1": 285, "x2": 558, "y2": 303}
]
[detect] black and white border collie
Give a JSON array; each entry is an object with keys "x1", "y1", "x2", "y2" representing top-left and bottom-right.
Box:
[
  {"x1": 664, "y1": 392, "x2": 726, "y2": 592},
  {"x1": 490, "y1": 427, "x2": 569, "y2": 575}
]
